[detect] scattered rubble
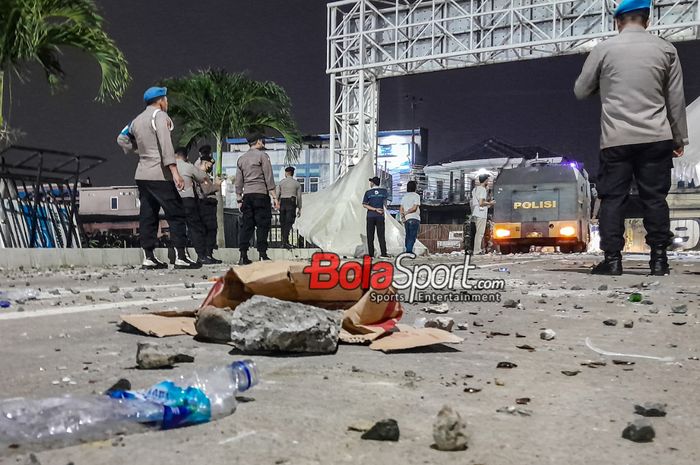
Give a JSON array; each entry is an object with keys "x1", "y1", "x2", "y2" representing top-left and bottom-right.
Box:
[
  {"x1": 502, "y1": 299, "x2": 518, "y2": 308},
  {"x1": 603, "y1": 319, "x2": 618, "y2": 326},
  {"x1": 109, "y1": 285, "x2": 119, "y2": 293},
  {"x1": 634, "y1": 403, "x2": 667, "y2": 417},
  {"x1": 432, "y1": 406, "x2": 468, "y2": 451},
  {"x1": 361, "y1": 419, "x2": 399, "y2": 442},
  {"x1": 623, "y1": 320, "x2": 634, "y2": 328},
  {"x1": 456, "y1": 322, "x2": 469, "y2": 331},
  {"x1": 671, "y1": 304, "x2": 688, "y2": 314},
  {"x1": 598, "y1": 284, "x2": 608, "y2": 291},
  {"x1": 540, "y1": 329, "x2": 556, "y2": 340},
  {"x1": 229, "y1": 296, "x2": 342, "y2": 354},
  {"x1": 622, "y1": 419, "x2": 655, "y2": 443},
  {"x1": 136, "y1": 341, "x2": 194, "y2": 369}
]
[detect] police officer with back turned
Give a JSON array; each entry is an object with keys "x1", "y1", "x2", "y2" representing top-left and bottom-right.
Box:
[
  {"x1": 276, "y1": 166, "x2": 303, "y2": 249},
  {"x1": 120, "y1": 87, "x2": 200, "y2": 270},
  {"x1": 575, "y1": 0, "x2": 688, "y2": 276},
  {"x1": 235, "y1": 133, "x2": 278, "y2": 265},
  {"x1": 194, "y1": 145, "x2": 221, "y2": 263}
]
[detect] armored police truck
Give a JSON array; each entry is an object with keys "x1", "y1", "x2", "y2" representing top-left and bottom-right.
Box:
[{"x1": 492, "y1": 161, "x2": 591, "y2": 254}]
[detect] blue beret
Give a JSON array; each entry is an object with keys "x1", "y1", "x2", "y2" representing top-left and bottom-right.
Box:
[
  {"x1": 614, "y1": 0, "x2": 651, "y2": 17},
  {"x1": 143, "y1": 86, "x2": 167, "y2": 103}
]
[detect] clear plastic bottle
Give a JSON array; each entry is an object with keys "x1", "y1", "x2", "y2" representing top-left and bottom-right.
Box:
[
  {"x1": 0, "y1": 360, "x2": 258, "y2": 446},
  {"x1": 0, "y1": 289, "x2": 40, "y2": 302}
]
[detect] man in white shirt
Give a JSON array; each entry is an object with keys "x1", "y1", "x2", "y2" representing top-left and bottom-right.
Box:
[
  {"x1": 471, "y1": 174, "x2": 495, "y2": 255},
  {"x1": 400, "y1": 180, "x2": 421, "y2": 254}
]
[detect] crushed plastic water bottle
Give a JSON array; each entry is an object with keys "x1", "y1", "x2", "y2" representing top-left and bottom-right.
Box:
[
  {"x1": 0, "y1": 301, "x2": 10, "y2": 309},
  {"x1": 0, "y1": 289, "x2": 39, "y2": 302},
  {"x1": 0, "y1": 360, "x2": 258, "y2": 446},
  {"x1": 497, "y1": 267, "x2": 510, "y2": 273}
]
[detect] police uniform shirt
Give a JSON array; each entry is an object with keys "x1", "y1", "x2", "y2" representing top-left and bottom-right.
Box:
[
  {"x1": 234, "y1": 148, "x2": 276, "y2": 196},
  {"x1": 176, "y1": 159, "x2": 210, "y2": 198},
  {"x1": 574, "y1": 24, "x2": 688, "y2": 149},
  {"x1": 276, "y1": 177, "x2": 303, "y2": 208},
  {"x1": 130, "y1": 108, "x2": 177, "y2": 181},
  {"x1": 362, "y1": 187, "x2": 388, "y2": 218},
  {"x1": 194, "y1": 158, "x2": 218, "y2": 200}
]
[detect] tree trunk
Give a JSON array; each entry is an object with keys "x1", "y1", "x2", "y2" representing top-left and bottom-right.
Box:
[
  {"x1": 215, "y1": 137, "x2": 226, "y2": 248},
  {"x1": 0, "y1": 70, "x2": 5, "y2": 128}
]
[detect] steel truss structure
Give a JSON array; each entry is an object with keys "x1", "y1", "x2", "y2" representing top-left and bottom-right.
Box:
[{"x1": 327, "y1": 0, "x2": 700, "y2": 179}]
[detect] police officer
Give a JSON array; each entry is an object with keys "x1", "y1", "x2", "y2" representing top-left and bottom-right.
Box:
[
  {"x1": 119, "y1": 87, "x2": 199, "y2": 270},
  {"x1": 575, "y1": 0, "x2": 688, "y2": 276},
  {"x1": 194, "y1": 145, "x2": 221, "y2": 262},
  {"x1": 276, "y1": 166, "x2": 302, "y2": 249},
  {"x1": 362, "y1": 176, "x2": 389, "y2": 258},
  {"x1": 235, "y1": 133, "x2": 278, "y2": 265},
  {"x1": 174, "y1": 147, "x2": 220, "y2": 265}
]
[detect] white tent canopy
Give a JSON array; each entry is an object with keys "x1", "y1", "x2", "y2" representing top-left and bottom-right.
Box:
[
  {"x1": 673, "y1": 96, "x2": 700, "y2": 186},
  {"x1": 295, "y1": 153, "x2": 427, "y2": 257}
]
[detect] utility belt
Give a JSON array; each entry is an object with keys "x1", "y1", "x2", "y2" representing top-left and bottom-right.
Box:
[{"x1": 280, "y1": 197, "x2": 297, "y2": 207}]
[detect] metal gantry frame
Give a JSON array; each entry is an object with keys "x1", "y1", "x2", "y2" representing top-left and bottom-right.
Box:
[{"x1": 327, "y1": 0, "x2": 700, "y2": 180}]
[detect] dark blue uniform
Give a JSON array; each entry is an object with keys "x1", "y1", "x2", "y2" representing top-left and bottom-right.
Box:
[{"x1": 362, "y1": 187, "x2": 388, "y2": 256}]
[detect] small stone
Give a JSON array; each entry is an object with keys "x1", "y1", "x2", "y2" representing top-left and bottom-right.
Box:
[
  {"x1": 473, "y1": 319, "x2": 484, "y2": 327},
  {"x1": 68, "y1": 288, "x2": 80, "y2": 295},
  {"x1": 573, "y1": 304, "x2": 583, "y2": 309},
  {"x1": 622, "y1": 418, "x2": 655, "y2": 442},
  {"x1": 135, "y1": 287, "x2": 147, "y2": 292},
  {"x1": 123, "y1": 292, "x2": 133, "y2": 299},
  {"x1": 404, "y1": 370, "x2": 416, "y2": 378},
  {"x1": 570, "y1": 285, "x2": 583, "y2": 290},
  {"x1": 496, "y1": 406, "x2": 532, "y2": 416},
  {"x1": 456, "y1": 322, "x2": 469, "y2": 331},
  {"x1": 109, "y1": 285, "x2": 120, "y2": 293},
  {"x1": 184, "y1": 282, "x2": 196, "y2": 289},
  {"x1": 561, "y1": 370, "x2": 580, "y2": 376},
  {"x1": 648, "y1": 308, "x2": 660, "y2": 314},
  {"x1": 136, "y1": 341, "x2": 195, "y2": 369},
  {"x1": 497, "y1": 361, "x2": 517, "y2": 369},
  {"x1": 432, "y1": 406, "x2": 468, "y2": 451},
  {"x1": 598, "y1": 284, "x2": 608, "y2": 291},
  {"x1": 48, "y1": 289, "x2": 61, "y2": 295},
  {"x1": 361, "y1": 419, "x2": 399, "y2": 441},
  {"x1": 26, "y1": 453, "x2": 41, "y2": 465},
  {"x1": 603, "y1": 319, "x2": 618, "y2": 326},
  {"x1": 640, "y1": 300, "x2": 653, "y2": 305},
  {"x1": 540, "y1": 329, "x2": 556, "y2": 341},
  {"x1": 634, "y1": 402, "x2": 667, "y2": 417},
  {"x1": 671, "y1": 304, "x2": 688, "y2": 314},
  {"x1": 623, "y1": 320, "x2": 634, "y2": 328},
  {"x1": 424, "y1": 317, "x2": 454, "y2": 332},
  {"x1": 537, "y1": 299, "x2": 547, "y2": 304},
  {"x1": 502, "y1": 299, "x2": 518, "y2": 308}
]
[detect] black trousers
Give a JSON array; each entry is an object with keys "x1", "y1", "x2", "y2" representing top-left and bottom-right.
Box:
[
  {"x1": 239, "y1": 193, "x2": 272, "y2": 253},
  {"x1": 136, "y1": 180, "x2": 187, "y2": 250},
  {"x1": 181, "y1": 197, "x2": 207, "y2": 257},
  {"x1": 597, "y1": 140, "x2": 674, "y2": 252},
  {"x1": 366, "y1": 216, "x2": 387, "y2": 257},
  {"x1": 279, "y1": 197, "x2": 297, "y2": 246},
  {"x1": 199, "y1": 197, "x2": 218, "y2": 253}
]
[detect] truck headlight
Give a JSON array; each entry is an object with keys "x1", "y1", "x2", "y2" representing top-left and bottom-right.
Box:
[
  {"x1": 495, "y1": 228, "x2": 511, "y2": 238},
  {"x1": 560, "y1": 226, "x2": 576, "y2": 236}
]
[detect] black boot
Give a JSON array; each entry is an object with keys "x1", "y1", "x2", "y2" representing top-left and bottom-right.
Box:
[
  {"x1": 238, "y1": 250, "x2": 252, "y2": 266},
  {"x1": 649, "y1": 247, "x2": 669, "y2": 276},
  {"x1": 591, "y1": 251, "x2": 622, "y2": 275},
  {"x1": 259, "y1": 252, "x2": 271, "y2": 261}
]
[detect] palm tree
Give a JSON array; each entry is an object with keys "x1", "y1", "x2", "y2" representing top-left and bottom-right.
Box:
[
  {"x1": 0, "y1": 0, "x2": 130, "y2": 135},
  {"x1": 162, "y1": 68, "x2": 302, "y2": 247}
]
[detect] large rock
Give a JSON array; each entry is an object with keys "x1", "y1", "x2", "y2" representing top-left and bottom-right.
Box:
[
  {"x1": 136, "y1": 341, "x2": 194, "y2": 369},
  {"x1": 196, "y1": 306, "x2": 235, "y2": 343},
  {"x1": 433, "y1": 405, "x2": 468, "y2": 451},
  {"x1": 361, "y1": 419, "x2": 400, "y2": 441},
  {"x1": 229, "y1": 296, "x2": 342, "y2": 354},
  {"x1": 622, "y1": 419, "x2": 655, "y2": 442}
]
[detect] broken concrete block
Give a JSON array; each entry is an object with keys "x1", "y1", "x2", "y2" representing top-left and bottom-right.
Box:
[
  {"x1": 424, "y1": 317, "x2": 455, "y2": 332},
  {"x1": 229, "y1": 296, "x2": 341, "y2": 354},
  {"x1": 136, "y1": 341, "x2": 194, "y2": 369},
  {"x1": 433, "y1": 405, "x2": 468, "y2": 451},
  {"x1": 634, "y1": 403, "x2": 667, "y2": 417},
  {"x1": 421, "y1": 303, "x2": 449, "y2": 314},
  {"x1": 196, "y1": 306, "x2": 235, "y2": 343}
]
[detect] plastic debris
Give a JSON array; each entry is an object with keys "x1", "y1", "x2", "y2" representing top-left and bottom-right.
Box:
[
  {"x1": 628, "y1": 293, "x2": 643, "y2": 303},
  {"x1": 584, "y1": 338, "x2": 674, "y2": 362}
]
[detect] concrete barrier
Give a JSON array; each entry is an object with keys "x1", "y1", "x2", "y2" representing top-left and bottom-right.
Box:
[{"x1": 0, "y1": 248, "x2": 321, "y2": 270}]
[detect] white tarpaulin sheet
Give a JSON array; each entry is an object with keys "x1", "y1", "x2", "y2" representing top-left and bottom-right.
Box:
[
  {"x1": 673, "y1": 97, "x2": 700, "y2": 186},
  {"x1": 295, "y1": 153, "x2": 427, "y2": 257}
]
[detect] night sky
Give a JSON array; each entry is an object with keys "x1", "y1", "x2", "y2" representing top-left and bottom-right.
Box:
[{"x1": 5, "y1": 0, "x2": 700, "y2": 185}]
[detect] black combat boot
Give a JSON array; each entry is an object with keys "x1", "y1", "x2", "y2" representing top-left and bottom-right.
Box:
[
  {"x1": 259, "y1": 252, "x2": 271, "y2": 261},
  {"x1": 238, "y1": 250, "x2": 252, "y2": 266},
  {"x1": 591, "y1": 251, "x2": 622, "y2": 275},
  {"x1": 649, "y1": 247, "x2": 670, "y2": 276}
]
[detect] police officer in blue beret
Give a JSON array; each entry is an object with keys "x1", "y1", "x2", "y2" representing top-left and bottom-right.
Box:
[
  {"x1": 575, "y1": 0, "x2": 688, "y2": 276},
  {"x1": 119, "y1": 86, "x2": 200, "y2": 269}
]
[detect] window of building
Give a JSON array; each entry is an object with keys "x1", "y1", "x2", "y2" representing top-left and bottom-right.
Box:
[
  {"x1": 110, "y1": 197, "x2": 118, "y2": 210},
  {"x1": 309, "y1": 177, "x2": 319, "y2": 192},
  {"x1": 297, "y1": 177, "x2": 306, "y2": 192}
]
